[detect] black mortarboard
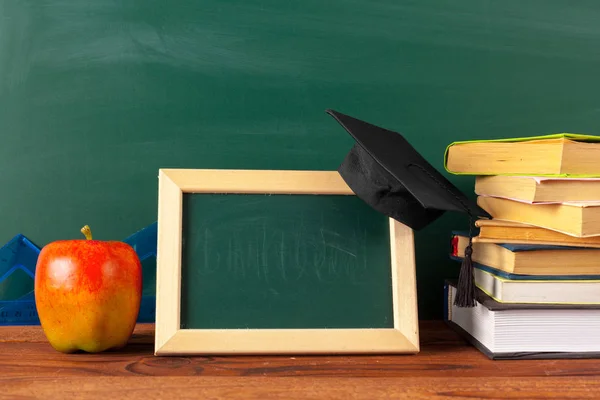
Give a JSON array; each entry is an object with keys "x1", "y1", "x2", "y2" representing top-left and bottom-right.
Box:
[{"x1": 327, "y1": 109, "x2": 490, "y2": 307}]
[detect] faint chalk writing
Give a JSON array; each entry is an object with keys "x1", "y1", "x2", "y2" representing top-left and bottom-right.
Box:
[{"x1": 188, "y1": 216, "x2": 370, "y2": 283}]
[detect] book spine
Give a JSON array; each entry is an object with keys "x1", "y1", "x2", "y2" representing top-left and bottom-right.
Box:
[{"x1": 443, "y1": 281, "x2": 451, "y2": 322}]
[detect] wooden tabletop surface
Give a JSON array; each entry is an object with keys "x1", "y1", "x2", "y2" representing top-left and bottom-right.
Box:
[{"x1": 1, "y1": 321, "x2": 599, "y2": 399}]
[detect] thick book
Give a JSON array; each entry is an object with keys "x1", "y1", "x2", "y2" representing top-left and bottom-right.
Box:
[
  {"x1": 444, "y1": 281, "x2": 600, "y2": 359},
  {"x1": 444, "y1": 133, "x2": 600, "y2": 177},
  {"x1": 474, "y1": 175, "x2": 600, "y2": 204},
  {"x1": 477, "y1": 196, "x2": 600, "y2": 237},
  {"x1": 451, "y1": 232, "x2": 600, "y2": 275},
  {"x1": 475, "y1": 219, "x2": 600, "y2": 249}
]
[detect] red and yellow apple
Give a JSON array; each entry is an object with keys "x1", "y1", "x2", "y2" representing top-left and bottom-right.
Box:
[{"x1": 34, "y1": 225, "x2": 142, "y2": 353}]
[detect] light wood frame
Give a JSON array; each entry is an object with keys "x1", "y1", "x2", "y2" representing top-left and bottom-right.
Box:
[{"x1": 155, "y1": 169, "x2": 419, "y2": 355}]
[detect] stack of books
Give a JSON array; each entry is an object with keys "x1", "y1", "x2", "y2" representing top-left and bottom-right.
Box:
[{"x1": 443, "y1": 134, "x2": 600, "y2": 359}]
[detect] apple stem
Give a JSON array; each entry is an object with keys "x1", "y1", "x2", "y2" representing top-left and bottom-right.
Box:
[{"x1": 81, "y1": 225, "x2": 93, "y2": 240}]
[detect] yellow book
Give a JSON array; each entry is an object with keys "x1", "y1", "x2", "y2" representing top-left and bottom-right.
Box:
[
  {"x1": 475, "y1": 219, "x2": 600, "y2": 249},
  {"x1": 444, "y1": 134, "x2": 600, "y2": 177},
  {"x1": 475, "y1": 175, "x2": 600, "y2": 203},
  {"x1": 453, "y1": 234, "x2": 600, "y2": 275},
  {"x1": 477, "y1": 196, "x2": 600, "y2": 238}
]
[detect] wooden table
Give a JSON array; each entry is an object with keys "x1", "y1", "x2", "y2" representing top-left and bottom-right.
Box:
[{"x1": 1, "y1": 321, "x2": 599, "y2": 399}]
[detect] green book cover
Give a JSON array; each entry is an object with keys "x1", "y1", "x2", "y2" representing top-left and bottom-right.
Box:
[{"x1": 443, "y1": 133, "x2": 600, "y2": 177}]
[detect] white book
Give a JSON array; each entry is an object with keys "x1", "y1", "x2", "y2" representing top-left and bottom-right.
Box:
[{"x1": 474, "y1": 267, "x2": 600, "y2": 305}]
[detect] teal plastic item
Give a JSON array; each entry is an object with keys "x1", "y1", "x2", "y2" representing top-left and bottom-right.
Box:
[
  {"x1": 123, "y1": 222, "x2": 157, "y2": 323},
  {"x1": 0, "y1": 235, "x2": 41, "y2": 325},
  {"x1": 0, "y1": 223, "x2": 158, "y2": 326}
]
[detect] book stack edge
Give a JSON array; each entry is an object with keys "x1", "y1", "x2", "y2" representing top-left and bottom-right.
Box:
[{"x1": 444, "y1": 134, "x2": 600, "y2": 359}]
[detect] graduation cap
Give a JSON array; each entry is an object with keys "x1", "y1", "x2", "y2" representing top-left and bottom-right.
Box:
[{"x1": 326, "y1": 109, "x2": 490, "y2": 308}]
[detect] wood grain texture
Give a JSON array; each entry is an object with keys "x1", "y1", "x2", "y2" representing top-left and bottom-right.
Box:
[
  {"x1": 160, "y1": 327, "x2": 416, "y2": 356},
  {"x1": 155, "y1": 170, "x2": 183, "y2": 354},
  {"x1": 161, "y1": 169, "x2": 354, "y2": 195},
  {"x1": 3, "y1": 322, "x2": 600, "y2": 380},
  {"x1": 390, "y1": 219, "x2": 419, "y2": 350},
  {"x1": 2, "y1": 321, "x2": 600, "y2": 398},
  {"x1": 2, "y1": 376, "x2": 600, "y2": 399}
]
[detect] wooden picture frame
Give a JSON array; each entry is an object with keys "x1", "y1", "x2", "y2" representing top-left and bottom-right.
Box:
[{"x1": 155, "y1": 169, "x2": 419, "y2": 355}]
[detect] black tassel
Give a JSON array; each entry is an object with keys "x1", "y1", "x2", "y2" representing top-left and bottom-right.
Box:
[
  {"x1": 453, "y1": 238, "x2": 476, "y2": 307},
  {"x1": 453, "y1": 213, "x2": 476, "y2": 308}
]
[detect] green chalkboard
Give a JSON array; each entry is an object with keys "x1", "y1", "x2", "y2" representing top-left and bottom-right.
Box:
[
  {"x1": 2, "y1": 0, "x2": 600, "y2": 318},
  {"x1": 180, "y1": 194, "x2": 393, "y2": 329}
]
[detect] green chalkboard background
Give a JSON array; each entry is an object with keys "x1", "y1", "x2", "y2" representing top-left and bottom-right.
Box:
[
  {"x1": 180, "y1": 194, "x2": 393, "y2": 329},
  {"x1": 1, "y1": 0, "x2": 599, "y2": 318}
]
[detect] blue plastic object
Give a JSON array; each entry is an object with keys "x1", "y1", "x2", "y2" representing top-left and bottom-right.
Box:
[
  {"x1": 123, "y1": 222, "x2": 157, "y2": 323},
  {"x1": 0, "y1": 223, "x2": 158, "y2": 326},
  {"x1": 0, "y1": 235, "x2": 41, "y2": 325}
]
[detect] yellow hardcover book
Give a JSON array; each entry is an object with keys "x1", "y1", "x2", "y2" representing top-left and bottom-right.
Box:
[
  {"x1": 477, "y1": 196, "x2": 600, "y2": 238},
  {"x1": 444, "y1": 134, "x2": 600, "y2": 177},
  {"x1": 453, "y1": 234, "x2": 600, "y2": 276},
  {"x1": 475, "y1": 219, "x2": 600, "y2": 249}
]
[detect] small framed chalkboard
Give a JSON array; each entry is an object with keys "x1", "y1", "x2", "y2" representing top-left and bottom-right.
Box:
[{"x1": 154, "y1": 169, "x2": 418, "y2": 355}]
